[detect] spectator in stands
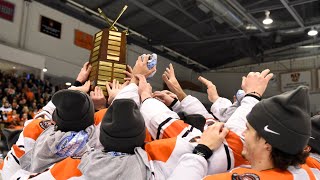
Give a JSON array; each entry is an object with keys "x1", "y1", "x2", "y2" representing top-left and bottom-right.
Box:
[
  {"x1": 20, "y1": 113, "x2": 28, "y2": 122},
  {"x1": 0, "y1": 101, "x2": 12, "y2": 113},
  {"x1": 11, "y1": 100, "x2": 20, "y2": 113},
  {"x1": 10, "y1": 110, "x2": 20, "y2": 124},
  {"x1": 25, "y1": 88, "x2": 34, "y2": 103}
]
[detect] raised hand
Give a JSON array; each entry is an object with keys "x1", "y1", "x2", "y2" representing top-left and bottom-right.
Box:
[
  {"x1": 161, "y1": 90, "x2": 178, "y2": 99},
  {"x1": 76, "y1": 62, "x2": 92, "y2": 84},
  {"x1": 106, "y1": 79, "x2": 130, "y2": 105},
  {"x1": 152, "y1": 91, "x2": 175, "y2": 106},
  {"x1": 136, "y1": 74, "x2": 152, "y2": 102},
  {"x1": 132, "y1": 55, "x2": 156, "y2": 78},
  {"x1": 162, "y1": 63, "x2": 187, "y2": 101},
  {"x1": 198, "y1": 76, "x2": 219, "y2": 103},
  {"x1": 90, "y1": 86, "x2": 107, "y2": 111},
  {"x1": 241, "y1": 69, "x2": 273, "y2": 97}
]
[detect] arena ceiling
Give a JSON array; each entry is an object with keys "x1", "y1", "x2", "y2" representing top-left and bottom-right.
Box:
[{"x1": 36, "y1": 0, "x2": 320, "y2": 72}]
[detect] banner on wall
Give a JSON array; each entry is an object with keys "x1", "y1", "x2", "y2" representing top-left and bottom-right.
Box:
[
  {"x1": 74, "y1": 29, "x2": 93, "y2": 50},
  {"x1": 0, "y1": 1, "x2": 15, "y2": 22},
  {"x1": 40, "y1": 16, "x2": 62, "y2": 39},
  {"x1": 280, "y1": 70, "x2": 311, "y2": 92}
]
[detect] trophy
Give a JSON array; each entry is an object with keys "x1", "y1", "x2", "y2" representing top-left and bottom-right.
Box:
[{"x1": 89, "y1": 6, "x2": 128, "y2": 96}]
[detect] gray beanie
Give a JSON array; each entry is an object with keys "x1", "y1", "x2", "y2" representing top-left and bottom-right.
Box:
[
  {"x1": 52, "y1": 89, "x2": 94, "y2": 132},
  {"x1": 309, "y1": 115, "x2": 320, "y2": 154},
  {"x1": 247, "y1": 86, "x2": 311, "y2": 155},
  {"x1": 100, "y1": 99, "x2": 146, "y2": 154}
]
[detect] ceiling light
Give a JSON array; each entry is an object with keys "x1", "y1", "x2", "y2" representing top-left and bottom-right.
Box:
[
  {"x1": 245, "y1": 24, "x2": 257, "y2": 30},
  {"x1": 298, "y1": 45, "x2": 320, "y2": 48},
  {"x1": 308, "y1": 28, "x2": 318, "y2": 36},
  {"x1": 65, "y1": 82, "x2": 72, "y2": 86},
  {"x1": 12, "y1": 66, "x2": 16, "y2": 69},
  {"x1": 263, "y1": 11, "x2": 273, "y2": 25},
  {"x1": 42, "y1": 67, "x2": 48, "y2": 72}
]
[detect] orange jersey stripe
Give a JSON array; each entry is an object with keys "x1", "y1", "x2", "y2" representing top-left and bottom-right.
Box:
[
  {"x1": 301, "y1": 164, "x2": 316, "y2": 180},
  {"x1": 50, "y1": 157, "x2": 82, "y2": 179},
  {"x1": 94, "y1": 108, "x2": 108, "y2": 125},
  {"x1": 0, "y1": 161, "x2": 4, "y2": 170},
  {"x1": 225, "y1": 131, "x2": 249, "y2": 167},
  {"x1": 12, "y1": 145, "x2": 25, "y2": 158},
  {"x1": 161, "y1": 120, "x2": 189, "y2": 139},
  {"x1": 23, "y1": 119, "x2": 46, "y2": 140},
  {"x1": 145, "y1": 138, "x2": 177, "y2": 162},
  {"x1": 145, "y1": 129, "x2": 153, "y2": 143},
  {"x1": 306, "y1": 156, "x2": 320, "y2": 169}
]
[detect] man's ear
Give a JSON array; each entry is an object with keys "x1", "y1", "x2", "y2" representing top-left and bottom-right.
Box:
[
  {"x1": 304, "y1": 145, "x2": 311, "y2": 153},
  {"x1": 264, "y1": 141, "x2": 272, "y2": 152}
]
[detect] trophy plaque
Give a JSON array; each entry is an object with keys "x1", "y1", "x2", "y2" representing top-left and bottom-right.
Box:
[{"x1": 89, "y1": 6, "x2": 128, "y2": 96}]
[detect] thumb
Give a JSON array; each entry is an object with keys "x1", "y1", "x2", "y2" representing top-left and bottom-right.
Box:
[
  {"x1": 220, "y1": 127, "x2": 229, "y2": 138},
  {"x1": 146, "y1": 66, "x2": 157, "y2": 77},
  {"x1": 241, "y1": 76, "x2": 246, "y2": 86}
]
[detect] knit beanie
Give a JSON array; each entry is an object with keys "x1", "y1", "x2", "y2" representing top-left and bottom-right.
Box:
[
  {"x1": 100, "y1": 99, "x2": 146, "y2": 154},
  {"x1": 309, "y1": 115, "x2": 320, "y2": 154},
  {"x1": 247, "y1": 86, "x2": 311, "y2": 155},
  {"x1": 52, "y1": 89, "x2": 94, "y2": 132},
  {"x1": 178, "y1": 112, "x2": 206, "y2": 132}
]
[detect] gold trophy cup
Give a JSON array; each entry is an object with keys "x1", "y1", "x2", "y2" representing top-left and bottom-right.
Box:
[{"x1": 89, "y1": 6, "x2": 128, "y2": 96}]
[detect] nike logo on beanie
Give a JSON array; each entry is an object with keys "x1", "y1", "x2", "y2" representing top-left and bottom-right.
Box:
[{"x1": 264, "y1": 125, "x2": 280, "y2": 135}]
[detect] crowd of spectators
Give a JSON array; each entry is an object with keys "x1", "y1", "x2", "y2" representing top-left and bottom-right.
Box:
[{"x1": 0, "y1": 71, "x2": 57, "y2": 129}]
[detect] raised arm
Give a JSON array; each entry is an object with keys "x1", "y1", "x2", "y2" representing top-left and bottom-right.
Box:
[{"x1": 163, "y1": 64, "x2": 214, "y2": 119}]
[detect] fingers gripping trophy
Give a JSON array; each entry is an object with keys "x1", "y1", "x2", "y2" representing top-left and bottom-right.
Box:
[{"x1": 89, "y1": 5, "x2": 129, "y2": 96}]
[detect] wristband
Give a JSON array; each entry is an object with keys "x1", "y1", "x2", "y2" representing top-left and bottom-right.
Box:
[
  {"x1": 249, "y1": 91, "x2": 262, "y2": 97},
  {"x1": 245, "y1": 93, "x2": 261, "y2": 101},
  {"x1": 73, "y1": 80, "x2": 83, "y2": 87},
  {"x1": 142, "y1": 97, "x2": 152, "y2": 104},
  {"x1": 168, "y1": 98, "x2": 178, "y2": 110},
  {"x1": 193, "y1": 144, "x2": 213, "y2": 160}
]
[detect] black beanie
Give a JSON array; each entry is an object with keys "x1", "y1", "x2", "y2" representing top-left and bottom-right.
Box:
[
  {"x1": 309, "y1": 115, "x2": 320, "y2": 154},
  {"x1": 247, "y1": 86, "x2": 311, "y2": 155},
  {"x1": 100, "y1": 99, "x2": 146, "y2": 154},
  {"x1": 178, "y1": 112, "x2": 206, "y2": 132},
  {"x1": 52, "y1": 89, "x2": 94, "y2": 132}
]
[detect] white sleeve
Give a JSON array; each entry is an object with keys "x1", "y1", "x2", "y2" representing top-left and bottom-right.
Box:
[
  {"x1": 10, "y1": 169, "x2": 31, "y2": 180},
  {"x1": 225, "y1": 96, "x2": 259, "y2": 138},
  {"x1": 210, "y1": 97, "x2": 233, "y2": 122},
  {"x1": 1, "y1": 152, "x2": 22, "y2": 180},
  {"x1": 113, "y1": 83, "x2": 140, "y2": 106},
  {"x1": 180, "y1": 95, "x2": 214, "y2": 119},
  {"x1": 140, "y1": 98, "x2": 180, "y2": 139},
  {"x1": 171, "y1": 99, "x2": 182, "y2": 113},
  {"x1": 34, "y1": 101, "x2": 55, "y2": 120},
  {"x1": 1, "y1": 132, "x2": 25, "y2": 180},
  {"x1": 168, "y1": 153, "x2": 208, "y2": 180}
]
